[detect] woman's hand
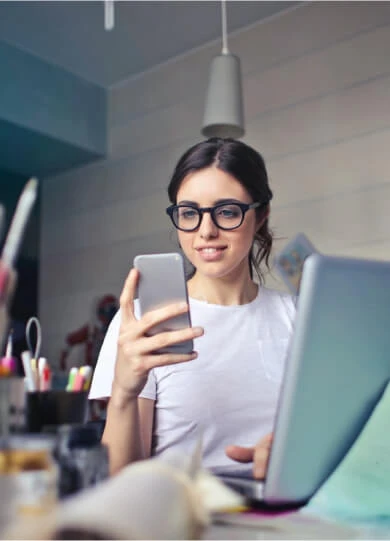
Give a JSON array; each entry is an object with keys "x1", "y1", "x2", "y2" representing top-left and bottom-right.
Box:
[
  {"x1": 112, "y1": 268, "x2": 204, "y2": 403},
  {"x1": 225, "y1": 433, "x2": 273, "y2": 479}
]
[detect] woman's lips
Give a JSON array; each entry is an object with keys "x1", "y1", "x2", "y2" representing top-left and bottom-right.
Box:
[{"x1": 196, "y1": 246, "x2": 226, "y2": 261}]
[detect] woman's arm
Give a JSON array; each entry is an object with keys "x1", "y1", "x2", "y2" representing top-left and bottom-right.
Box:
[
  {"x1": 102, "y1": 393, "x2": 154, "y2": 475},
  {"x1": 101, "y1": 268, "x2": 202, "y2": 475}
]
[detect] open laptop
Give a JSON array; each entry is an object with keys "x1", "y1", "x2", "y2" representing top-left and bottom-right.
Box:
[{"x1": 220, "y1": 253, "x2": 390, "y2": 508}]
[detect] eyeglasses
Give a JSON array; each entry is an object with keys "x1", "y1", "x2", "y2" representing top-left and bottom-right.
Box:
[{"x1": 166, "y1": 201, "x2": 264, "y2": 232}]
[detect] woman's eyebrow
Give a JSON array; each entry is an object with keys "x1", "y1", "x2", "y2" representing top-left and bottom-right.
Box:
[
  {"x1": 214, "y1": 198, "x2": 242, "y2": 205},
  {"x1": 177, "y1": 200, "x2": 199, "y2": 206},
  {"x1": 177, "y1": 198, "x2": 243, "y2": 206}
]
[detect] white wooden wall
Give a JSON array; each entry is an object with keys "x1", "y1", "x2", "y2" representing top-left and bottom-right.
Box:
[{"x1": 40, "y1": 1, "x2": 390, "y2": 368}]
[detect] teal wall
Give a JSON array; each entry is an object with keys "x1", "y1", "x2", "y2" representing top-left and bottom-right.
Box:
[
  {"x1": 0, "y1": 40, "x2": 108, "y2": 347},
  {"x1": 0, "y1": 40, "x2": 107, "y2": 178}
]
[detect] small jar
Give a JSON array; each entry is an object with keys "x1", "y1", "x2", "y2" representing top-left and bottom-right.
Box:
[
  {"x1": 0, "y1": 434, "x2": 58, "y2": 533},
  {"x1": 54, "y1": 424, "x2": 109, "y2": 499}
]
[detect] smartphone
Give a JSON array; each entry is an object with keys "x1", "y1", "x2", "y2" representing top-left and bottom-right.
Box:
[{"x1": 133, "y1": 252, "x2": 193, "y2": 354}]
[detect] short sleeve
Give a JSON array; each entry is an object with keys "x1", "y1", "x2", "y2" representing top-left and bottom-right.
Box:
[
  {"x1": 88, "y1": 309, "x2": 121, "y2": 400},
  {"x1": 139, "y1": 369, "x2": 157, "y2": 400}
]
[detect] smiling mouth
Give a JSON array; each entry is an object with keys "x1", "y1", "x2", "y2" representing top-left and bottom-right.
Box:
[{"x1": 196, "y1": 247, "x2": 226, "y2": 254}]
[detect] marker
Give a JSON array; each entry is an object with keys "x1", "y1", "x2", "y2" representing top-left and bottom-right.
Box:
[
  {"x1": 66, "y1": 367, "x2": 78, "y2": 392},
  {"x1": 38, "y1": 357, "x2": 52, "y2": 392},
  {"x1": 21, "y1": 350, "x2": 36, "y2": 392},
  {"x1": 5, "y1": 330, "x2": 12, "y2": 358},
  {"x1": 1, "y1": 330, "x2": 16, "y2": 376},
  {"x1": 72, "y1": 369, "x2": 85, "y2": 392},
  {"x1": 80, "y1": 366, "x2": 93, "y2": 391},
  {"x1": 30, "y1": 357, "x2": 39, "y2": 390}
]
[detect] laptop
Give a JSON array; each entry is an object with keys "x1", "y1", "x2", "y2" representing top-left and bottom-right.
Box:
[{"x1": 220, "y1": 253, "x2": 390, "y2": 508}]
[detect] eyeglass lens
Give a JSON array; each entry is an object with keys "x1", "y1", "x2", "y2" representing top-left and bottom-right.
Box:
[{"x1": 174, "y1": 204, "x2": 244, "y2": 230}]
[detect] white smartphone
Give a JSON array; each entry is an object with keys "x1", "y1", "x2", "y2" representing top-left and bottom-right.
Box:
[{"x1": 133, "y1": 252, "x2": 193, "y2": 354}]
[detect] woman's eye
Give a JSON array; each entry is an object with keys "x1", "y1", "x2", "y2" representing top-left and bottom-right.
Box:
[
  {"x1": 180, "y1": 209, "x2": 197, "y2": 219},
  {"x1": 217, "y1": 206, "x2": 240, "y2": 218}
]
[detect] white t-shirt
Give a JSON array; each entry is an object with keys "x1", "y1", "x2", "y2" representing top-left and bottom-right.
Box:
[{"x1": 89, "y1": 287, "x2": 296, "y2": 477}]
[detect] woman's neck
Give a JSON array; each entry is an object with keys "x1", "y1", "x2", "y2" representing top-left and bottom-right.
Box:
[{"x1": 188, "y1": 273, "x2": 258, "y2": 306}]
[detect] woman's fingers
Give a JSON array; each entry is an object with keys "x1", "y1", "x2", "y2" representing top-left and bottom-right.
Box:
[
  {"x1": 140, "y1": 325, "x2": 203, "y2": 353},
  {"x1": 225, "y1": 445, "x2": 254, "y2": 463},
  {"x1": 139, "y1": 302, "x2": 191, "y2": 334},
  {"x1": 225, "y1": 433, "x2": 274, "y2": 480},
  {"x1": 253, "y1": 445, "x2": 270, "y2": 479},
  {"x1": 123, "y1": 300, "x2": 198, "y2": 345},
  {"x1": 144, "y1": 350, "x2": 198, "y2": 371},
  {"x1": 119, "y1": 268, "x2": 139, "y2": 324},
  {"x1": 119, "y1": 325, "x2": 203, "y2": 366},
  {"x1": 115, "y1": 273, "x2": 203, "y2": 398},
  {"x1": 114, "y1": 345, "x2": 198, "y2": 398}
]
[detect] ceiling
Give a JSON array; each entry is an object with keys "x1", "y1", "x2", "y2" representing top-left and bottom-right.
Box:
[
  {"x1": 0, "y1": 0, "x2": 299, "y2": 88},
  {"x1": 0, "y1": 0, "x2": 300, "y2": 181}
]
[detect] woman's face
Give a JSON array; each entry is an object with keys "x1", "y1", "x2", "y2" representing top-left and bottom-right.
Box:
[{"x1": 176, "y1": 165, "x2": 259, "y2": 281}]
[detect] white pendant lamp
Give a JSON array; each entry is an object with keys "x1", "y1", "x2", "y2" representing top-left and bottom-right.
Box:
[
  {"x1": 202, "y1": 0, "x2": 245, "y2": 139},
  {"x1": 104, "y1": 0, "x2": 114, "y2": 31}
]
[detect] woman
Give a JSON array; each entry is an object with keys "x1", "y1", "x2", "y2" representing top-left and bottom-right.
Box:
[{"x1": 89, "y1": 137, "x2": 296, "y2": 477}]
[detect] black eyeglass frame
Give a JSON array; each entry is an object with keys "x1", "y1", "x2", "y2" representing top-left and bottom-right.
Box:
[{"x1": 166, "y1": 201, "x2": 268, "y2": 232}]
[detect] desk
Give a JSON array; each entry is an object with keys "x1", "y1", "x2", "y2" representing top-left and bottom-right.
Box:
[
  {"x1": 6, "y1": 502, "x2": 390, "y2": 540},
  {"x1": 204, "y1": 509, "x2": 390, "y2": 539}
]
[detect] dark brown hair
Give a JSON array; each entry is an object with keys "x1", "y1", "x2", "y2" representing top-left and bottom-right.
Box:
[{"x1": 168, "y1": 137, "x2": 273, "y2": 283}]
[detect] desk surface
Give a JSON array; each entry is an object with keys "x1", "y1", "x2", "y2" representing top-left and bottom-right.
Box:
[{"x1": 204, "y1": 509, "x2": 390, "y2": 540}]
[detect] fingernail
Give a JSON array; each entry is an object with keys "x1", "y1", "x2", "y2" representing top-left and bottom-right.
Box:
[
  {"x1": 178, "y1": 302, "x2": 188, "y2": 309},
  {"x1": 193, "y1": 327, "x2": 204, "y2": 336}
]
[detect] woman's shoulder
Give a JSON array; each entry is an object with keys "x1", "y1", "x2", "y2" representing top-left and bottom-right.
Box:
[
  {"x1": 258, "y1": 285, "x2": 297, "y2": 314},
  {"x1": 260, "y1": 285, "x2": 296, "y2": 301}
]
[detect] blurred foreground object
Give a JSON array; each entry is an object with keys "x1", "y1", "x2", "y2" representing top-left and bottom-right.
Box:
[
  {"x1": 0, "y1": 263, "x2": 17, "y2": 354},
  {"x1": 5, "y1": 447, "x2": 243, "y2": 539},
  {"x1": 0, "y1": 434, "x2": 58, "y2": 536},
  {"x1": 0, "y1": 178, "x2": 39, "y2": 352}
]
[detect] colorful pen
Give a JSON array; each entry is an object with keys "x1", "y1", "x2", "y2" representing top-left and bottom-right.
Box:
[{"x1": 66, "y1": 367, "x2": 78, "y2": 391}]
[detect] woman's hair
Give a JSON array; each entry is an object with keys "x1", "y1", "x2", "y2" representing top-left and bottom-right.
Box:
[{"x1": 167, "y1": 137, "x2": 274, "y2": 283}]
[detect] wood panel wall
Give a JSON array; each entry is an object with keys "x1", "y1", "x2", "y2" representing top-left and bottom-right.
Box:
[{"x1": 40, "y1": 2, "x2": 390, "y2": 368}]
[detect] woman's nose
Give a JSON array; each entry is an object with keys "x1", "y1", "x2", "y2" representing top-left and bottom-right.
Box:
[{"x1": 198, "y1": 211, "x2": 218, "y2": 239}]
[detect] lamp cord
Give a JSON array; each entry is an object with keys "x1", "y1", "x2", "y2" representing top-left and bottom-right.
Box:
[{"x1": 221, "y1": 0, "x2": 229, "y2": 54}]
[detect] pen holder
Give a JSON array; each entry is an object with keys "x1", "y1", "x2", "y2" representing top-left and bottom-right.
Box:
[{"x1": 26, "y1": 390, "x2": 89, "y2": 433}]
